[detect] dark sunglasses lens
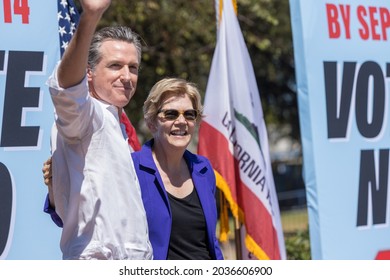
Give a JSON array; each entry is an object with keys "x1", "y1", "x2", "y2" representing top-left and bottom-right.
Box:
[
  {"x1": 163, "y1": 110, "x2": 180, "y2": 120},
  {"x1": 184, "y1": 110, "x2": 197, "y2": 120},
  {"x1": 160, "y1": 109, "x2": 198, "y2": 120}
]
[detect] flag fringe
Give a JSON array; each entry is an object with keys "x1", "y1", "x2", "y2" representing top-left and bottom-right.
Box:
[
  {"x1": 214, "y1": 170, "x2": 244, "y2": 221},
  {"x1": 218, "y1": 191, "x2": 230, "y2": 242},
  {"x1": 245, "y1": 234, "x2": 270, "y2": 260},
  {"x1": 215, "y1": 169, "x2": 243, "y2": 243},
  {"x1": 218, "y1": 0, "x2": 237, "y2": 26},
  {"x1": 215, "y1": 169, "x2": 271, "y2": 260}
]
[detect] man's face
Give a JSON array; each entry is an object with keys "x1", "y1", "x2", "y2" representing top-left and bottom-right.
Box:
[{"x1": 87, "y1": 39, "x2": 139, "y2": 109}]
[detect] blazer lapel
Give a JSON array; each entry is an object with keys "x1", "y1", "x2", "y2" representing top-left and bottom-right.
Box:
[
  {"x1": 138, "y1": 140, "x2": 171, "y2": 214},
  {"x1": 186, "y1": 151, "x2": 213, "y2": 226}
]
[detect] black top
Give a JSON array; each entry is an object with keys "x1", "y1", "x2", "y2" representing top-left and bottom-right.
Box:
[{"x1": 167, "y1": 188, "x2": 211, "y2": 260}]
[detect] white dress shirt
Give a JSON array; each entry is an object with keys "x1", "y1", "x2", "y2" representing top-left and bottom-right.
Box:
[{"x1": 47, "y1": 65, "x2": 153, "y2": 260}]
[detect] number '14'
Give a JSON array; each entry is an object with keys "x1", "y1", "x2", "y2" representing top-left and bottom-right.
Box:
[{"x1": 3, "y1": 0, "x2": 30, "y2": 24}]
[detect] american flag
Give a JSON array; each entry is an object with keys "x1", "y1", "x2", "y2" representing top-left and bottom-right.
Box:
[{"x1": 57, "y1": 0, "x2": 79, "y2": 57}]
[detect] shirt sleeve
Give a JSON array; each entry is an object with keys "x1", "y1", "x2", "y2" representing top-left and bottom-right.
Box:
[
  {"x1": 43, "y1": 194, "x2": 64, "y2": 228},
  {"x1": 47, "y1": 63, "x2": 100, "y2": 141}
]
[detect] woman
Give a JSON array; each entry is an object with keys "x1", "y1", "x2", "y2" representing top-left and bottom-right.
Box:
[{"x1": 132, "y1": 77, "x2": 223, "y2": 260}]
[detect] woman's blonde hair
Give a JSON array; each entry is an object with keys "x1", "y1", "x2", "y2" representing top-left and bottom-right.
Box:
[{"x1": 143, "y1": 77, "x2": 203, "y2": 127}]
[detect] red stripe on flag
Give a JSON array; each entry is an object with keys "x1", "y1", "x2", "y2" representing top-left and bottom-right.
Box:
[
  {"x1": 199, "y1": 121, "x2": 281, "y2": 259},
  {"x1": 199, "y1": 122, "x2": 239, "y2": 210},
  {"x1": 240, "y1": 176, "x2": 281, "y2": 259}
]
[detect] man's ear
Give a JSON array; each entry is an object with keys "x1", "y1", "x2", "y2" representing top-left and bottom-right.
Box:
[{"x1": 87, "y1": 67, "x2": 93, "y2": 81}]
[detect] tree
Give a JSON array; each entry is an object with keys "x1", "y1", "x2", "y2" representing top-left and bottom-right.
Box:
[{"x1": 99, "y1": 0, "x2": 299, "y2": 146}]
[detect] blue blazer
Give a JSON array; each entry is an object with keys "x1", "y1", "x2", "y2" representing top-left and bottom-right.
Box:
[{"x1": 131, "y1": 139, "x2": 224, "y2": 260}]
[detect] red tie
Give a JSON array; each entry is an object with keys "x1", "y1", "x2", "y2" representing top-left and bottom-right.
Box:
[{"x1": 120, "y1": 112, "x2": 141, "y2": 151}]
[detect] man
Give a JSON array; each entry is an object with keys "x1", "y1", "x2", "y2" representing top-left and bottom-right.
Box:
[{"x1": 46, "y1": 0, "x2": 152, "y2": 259}]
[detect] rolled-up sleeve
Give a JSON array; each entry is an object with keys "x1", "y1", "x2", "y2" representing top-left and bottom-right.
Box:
[
  {"x1": 43, "y1": 194, "x2": 63, "y2": 228},
  {"x1": 47, "y1": 64, "x2": 99, "y2": 142}
]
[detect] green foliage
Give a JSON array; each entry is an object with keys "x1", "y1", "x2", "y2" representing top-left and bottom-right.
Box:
[
  {"x1": 285, "y1": 227, "x2": 311, "y2": 260},
  {"x1": 94, "y1": 0, "x2": 297, "y2": 144}
]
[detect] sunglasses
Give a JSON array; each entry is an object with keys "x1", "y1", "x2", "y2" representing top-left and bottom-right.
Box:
[{"x1": 158, "y1": 109, "x2": 199, "y2": 121}]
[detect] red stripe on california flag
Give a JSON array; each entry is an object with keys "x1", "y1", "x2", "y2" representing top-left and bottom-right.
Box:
[
  {"x1": 239, "y1": 175, "x2": 281, "y2": 259},
  {"x1": 198, "y1": 121, "x2": 238, "y2": 203},
  {"x1": 198, "y1": 121, "x2": 281, "y2": 259}
]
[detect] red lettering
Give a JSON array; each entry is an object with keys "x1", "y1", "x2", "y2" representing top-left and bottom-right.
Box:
[
  {"x1": 2, "y1": 0, "x2": 30, "y2": 24},
  {"x1": 326, "y1": 4, "x2": 341, "y2": 38},
  {"x1": 357, "y1": 6, "x2": 370, "y2": 40},
  {"x1": 14, "y1": 0, "x2": 30, "y2": 24},
  {"x1": 357, "y1": 6, "x2": 390, "y2": 41},
  {"x1": 3, "y1": 0, "x2": 12, "y2": 23},
  {"x1": 380, "y1": 8, "x2": 390, "y2": 41},
  {"x1": 340, "y1": 5, "x2": 351, "y2": 39},
  {"x1": 326, "y1": 4, "x2": 351, "y2": 39},
  {"x1": 375, "y1": 250, "x2": 390, "y2": 260},
  {"x1": 369, "y1": 7, "x2": 381, "y2": 40}
]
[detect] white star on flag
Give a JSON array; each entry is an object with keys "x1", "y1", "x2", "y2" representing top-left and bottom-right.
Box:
[{"x1": 57, "y1": 0, "x2": 79, "y2": 57}]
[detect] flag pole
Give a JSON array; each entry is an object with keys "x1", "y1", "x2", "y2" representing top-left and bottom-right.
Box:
[
  {"x1": 200, "y1": 0, "x2": 286, "y2": 259},
  {"x1": 234, "y1": 216, "x2": 242, "y2": 259},
  {"x1": 218, "y1": 187, "x2": 242, "y2": 259}
]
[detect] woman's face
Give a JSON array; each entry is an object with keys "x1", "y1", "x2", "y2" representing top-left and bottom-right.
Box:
[{"x1": 152, "y1": 92, "x2": 197, "y2": 151}]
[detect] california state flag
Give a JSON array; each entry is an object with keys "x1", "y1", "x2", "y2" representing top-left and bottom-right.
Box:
[{"x1": 198, "y1": 0, "x2": 286, "y2": 260}]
